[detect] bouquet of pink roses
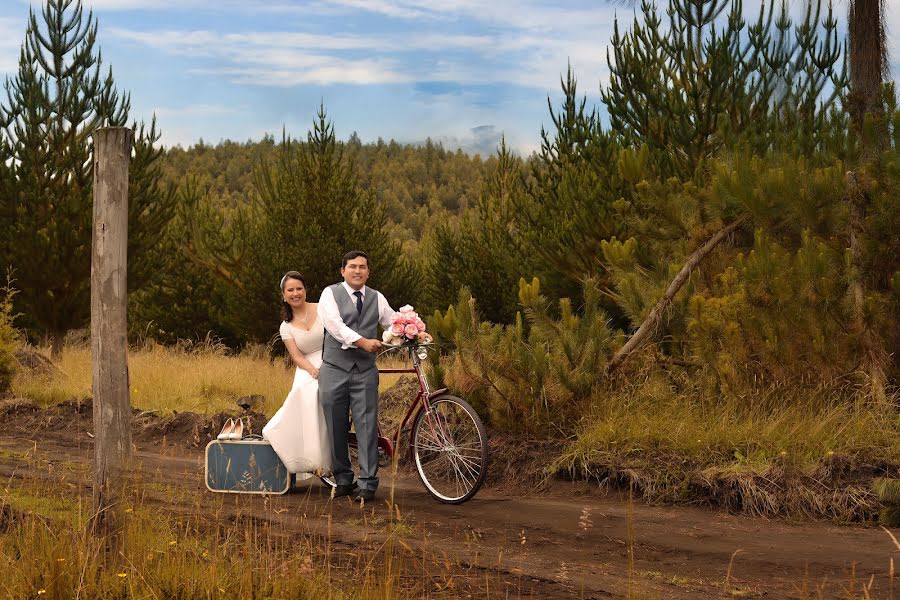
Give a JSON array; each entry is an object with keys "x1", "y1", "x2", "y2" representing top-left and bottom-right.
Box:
[{"x1": 381, "y1": 304, "x2": 432, "y2": 346}]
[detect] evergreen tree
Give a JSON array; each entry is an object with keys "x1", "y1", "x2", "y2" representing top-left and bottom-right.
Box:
[
  {"x1": 603, "y1": 0, "x2": 847, "y2": 178},
  {"x1": 848, "y1": 0, "x2": 888, "y2": 137},
  {"x1": 426, "y1": 139, "x2": 529, "y2": 323},
  {"x1": 503, "y1": 0, "x2": 851, "y2": 355},
  {"x1": 512, "y1": 69, "x2": 628, "y2": 307},
  {"x1": 129, "y1": 177, "x2": 241, "y2": 345},
  {"x1": 0, "y1": 0, "x2": 175, "y2": 359},
  {"x1": 184, "y1": 106, "x2": 419, "y2": 342}
]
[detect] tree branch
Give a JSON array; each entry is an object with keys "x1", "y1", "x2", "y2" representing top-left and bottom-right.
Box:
[{"x1": 607, "y1": 214, "x2": 750, "y2": 374}]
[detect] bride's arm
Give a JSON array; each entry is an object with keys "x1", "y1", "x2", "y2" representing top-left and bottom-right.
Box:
[{"x1": 284, "y1": 338, "x2": 319, "y2": 379}]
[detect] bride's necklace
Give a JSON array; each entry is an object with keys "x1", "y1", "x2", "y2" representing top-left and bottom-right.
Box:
[{"x1": 295, "y1": 304, "x2": 314, "y2": 328}]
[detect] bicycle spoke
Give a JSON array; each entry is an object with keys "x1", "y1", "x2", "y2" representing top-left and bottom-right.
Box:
[
  {"x1": 448, "y1": 453, "x2": 480, "y2": 483},
  {"x1": 449, "y1": 449, "x2": 482, "y2": 470},
  {"x1": 449, "y1": 455, "x2": 469, "y2": 495},
  {"x1": 415, "y1": 441, "x2": 445, "y2": 452}
]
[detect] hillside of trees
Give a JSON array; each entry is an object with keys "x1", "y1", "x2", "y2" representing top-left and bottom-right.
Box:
[{"x1": 157, "y1": 133, "x2": 497, "y2": 253}]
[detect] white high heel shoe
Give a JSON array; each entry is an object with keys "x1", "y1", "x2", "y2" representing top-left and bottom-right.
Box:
[
  {"x1": 228, "y1": 418, "x2": 244, "y2": 440},
  {"x1": 217, "y1": 418, "x2": 235, "y2": 440}
]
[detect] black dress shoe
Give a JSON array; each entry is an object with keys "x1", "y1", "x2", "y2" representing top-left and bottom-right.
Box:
[
  {"x1": 332, "y1": 481, "x2": 359, "y2": 498},
  {"x1": 354, "y1": 488, "x2": 375, "y2": 502}
]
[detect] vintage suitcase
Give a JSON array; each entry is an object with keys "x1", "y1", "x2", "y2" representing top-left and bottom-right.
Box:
[{"x1": 205, "y1": 438, "x2": 290, "y2": 495}]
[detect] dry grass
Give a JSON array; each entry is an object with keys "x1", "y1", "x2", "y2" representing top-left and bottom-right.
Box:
[
  {"x1": 0, "y1": 479, "x2": 421, "y2": 599},
  {"x1": 562, "y1": 391, "x2": 899, "y2": 469},
  {"x1": 12, "y1": 343, "x2": 410, "y2": 417},
  {"x1": 552, "y1": 379, "x2": 900, "y2": 521}
]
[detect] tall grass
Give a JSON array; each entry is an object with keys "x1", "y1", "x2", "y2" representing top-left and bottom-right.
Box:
[
  {"x1": 558, "y1": 384, "x2": 900, "y2": 471},
  {"x1": 12, "y1": 342, "x2": 409, "y2": 416},
  {"x1": 552, "y1": 377, "x2": 900, "y2": 521},
  {"x1": 0, "y1": 477, "x2": 422, "y2": 599}
]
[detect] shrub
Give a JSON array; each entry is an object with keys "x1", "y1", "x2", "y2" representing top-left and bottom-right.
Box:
[
  {"x1": 433, "y1": 278, "x2": 618, "y2": 434},
  {"x1": 0, "y1": 276, "x2": 19, "y2": 395}
]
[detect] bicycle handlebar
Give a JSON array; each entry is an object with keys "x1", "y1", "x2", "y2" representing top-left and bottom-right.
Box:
[{"x1": 376, "y1": 341, "x2": 435, "y2": 361}]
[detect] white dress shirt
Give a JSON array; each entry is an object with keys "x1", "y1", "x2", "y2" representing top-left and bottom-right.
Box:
[{"x1": 318, "y1": 282, "x2": 395, "y2": 349}]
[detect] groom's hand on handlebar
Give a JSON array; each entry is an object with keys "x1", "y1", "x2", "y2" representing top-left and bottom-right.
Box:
[{"x1": 354, "y1": 338, "x2": 382, "y2": 353}]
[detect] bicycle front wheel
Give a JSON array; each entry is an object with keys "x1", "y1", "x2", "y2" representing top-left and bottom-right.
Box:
[{"x1": 412, "y1": 394, "x2": 488, "y2": 504}]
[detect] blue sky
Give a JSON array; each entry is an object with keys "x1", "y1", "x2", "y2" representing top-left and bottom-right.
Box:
[{"x1": 1, "y1": 1, "x2": 898, "y2": 157}]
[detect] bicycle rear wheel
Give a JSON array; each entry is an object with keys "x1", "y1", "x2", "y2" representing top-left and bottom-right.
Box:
[{"x1": 412, "y1": 394, "x2": 488, "y2": 504}]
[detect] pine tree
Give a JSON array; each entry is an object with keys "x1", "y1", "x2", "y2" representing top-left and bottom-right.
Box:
[
  {"x1": 603, "y1": 0, "x2": 847, "y2": 178},
  {"x1": 184, "y1": 105, "x2": 419, "y2": 342},
  {"x1": 426, "y1": 138, "x2": 529, "y2": 323},
  {"x1": 0, "y1": 0, "x2": 175, "y2": 359},
  {"x1": 516, "y1": 0, "x2": 851, "y2": 371},
  {"x1": 129, "y1": 177, "x2": 240, "y2": 345},
  {"x1": 848, "y1": 0, "x2": 888, "y2": 139},
  {"x1": 512, "y1": 68, "x2": 627, "y2": 307}
]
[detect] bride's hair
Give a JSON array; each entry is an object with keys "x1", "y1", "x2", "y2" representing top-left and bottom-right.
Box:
[{"x1": 280, "y1": 271, "x2": 307, "y2": 322}]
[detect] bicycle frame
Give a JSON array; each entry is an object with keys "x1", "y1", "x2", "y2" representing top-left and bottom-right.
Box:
[{"x1": 378, "y1": 348, "x2": 447, "y2": 461}]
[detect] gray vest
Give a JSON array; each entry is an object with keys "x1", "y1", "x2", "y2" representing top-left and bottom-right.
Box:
[{"x1": 322, "y1": 283, "x2": 380, "y2": 372}]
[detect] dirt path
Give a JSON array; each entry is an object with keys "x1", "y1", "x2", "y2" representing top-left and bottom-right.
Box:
[{"x1": 0, "y1": 404, "x2": 896, "y2": 599}]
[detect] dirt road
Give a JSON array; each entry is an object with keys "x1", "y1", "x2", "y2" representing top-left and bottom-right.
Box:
[{"x1": 0, "y1": 401, "x2": 896, "y2": 598}]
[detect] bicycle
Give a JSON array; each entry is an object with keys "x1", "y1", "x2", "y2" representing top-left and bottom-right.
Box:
[{"x1": 320, "y1": 342, "x2": 489, "y2": 504}]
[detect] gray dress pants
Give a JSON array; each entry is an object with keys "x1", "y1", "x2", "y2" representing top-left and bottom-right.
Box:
[{"x1": 319, "y1": 361, "x2": 380, "y2": 491}]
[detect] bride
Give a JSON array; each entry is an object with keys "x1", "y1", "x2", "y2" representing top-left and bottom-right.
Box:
[{"x1": 263, "y1": 271, "x2": 332, "y2": 478}]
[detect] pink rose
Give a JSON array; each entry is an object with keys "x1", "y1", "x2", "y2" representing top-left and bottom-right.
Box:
[
  {"x1": 389, "y1": 312, "x2": 402, "y2": 324},
  {"x1": 404, "y1": 324, "x2": 418, "y2": 338},
  {"x1": 399, "y1": 304, "x2": 415, "y2": 313},
  {"x1": 391, "y1": 323, "x2": 404, "y2": 335},
  {"x1": 406, "y1": 311, "x2": 418, "y2": 322},
  {"x1": 415, "y1": 318, "x2": 425, "y2": 332}
]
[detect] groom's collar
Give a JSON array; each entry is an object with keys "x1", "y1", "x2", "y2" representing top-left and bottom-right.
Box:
[{"x1": 341, "y1": 281, "x2": 367, "y2": 298}]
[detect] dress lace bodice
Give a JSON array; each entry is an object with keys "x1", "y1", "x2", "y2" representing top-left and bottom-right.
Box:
[{"x1": 280, "y1": 315, "x2": 324, "y2": 356}]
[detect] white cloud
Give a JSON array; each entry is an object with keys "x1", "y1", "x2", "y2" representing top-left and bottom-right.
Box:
[
  {"x1": 83, "y1": 0, "x2": 185, "y2": 7},
  {"x1": 0, "y1": 18, "x2": 22, "y2": 75},
  {"x1": 108, "y1": 28, "x2": 376, "y2": 52},
  {"x1": 108, "y1": 21, "x2": 614, "y2": 93},
  {"x1": 150, "y1": 103, "x2": 241, "y2": 118},
  {"x1": 110, "y1": 28, "x2": 411, "y2": 86},
  {"x1": 324, "y1": 0, "x2": 618, "y2": 31},
  {"x1": 154, "y1": 124, "x2": 201, "y2": 149},
  {"x1": 194, "y1": 61, "x2": 408, "y2": 86},
  {"x1": 75, "y1": 0, "x2": 281, "y2": 10},
  {"x1": 323, "y1": 0, "x2": 435, "y2": 20}
]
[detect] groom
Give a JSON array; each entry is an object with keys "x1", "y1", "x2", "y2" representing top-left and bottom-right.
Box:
[{"x1": 318, "y1": 250, "x2": 396, "y2": 502}]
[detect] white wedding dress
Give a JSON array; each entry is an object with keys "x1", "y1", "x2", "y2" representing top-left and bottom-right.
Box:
[{"x1": 263, "y1": 316, "x2": 332, "y2": 478}]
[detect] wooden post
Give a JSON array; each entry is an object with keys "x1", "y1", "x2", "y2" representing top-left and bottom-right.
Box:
[{"x1": 90, "y1": 126, "x2": 133, "y2": 556}]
